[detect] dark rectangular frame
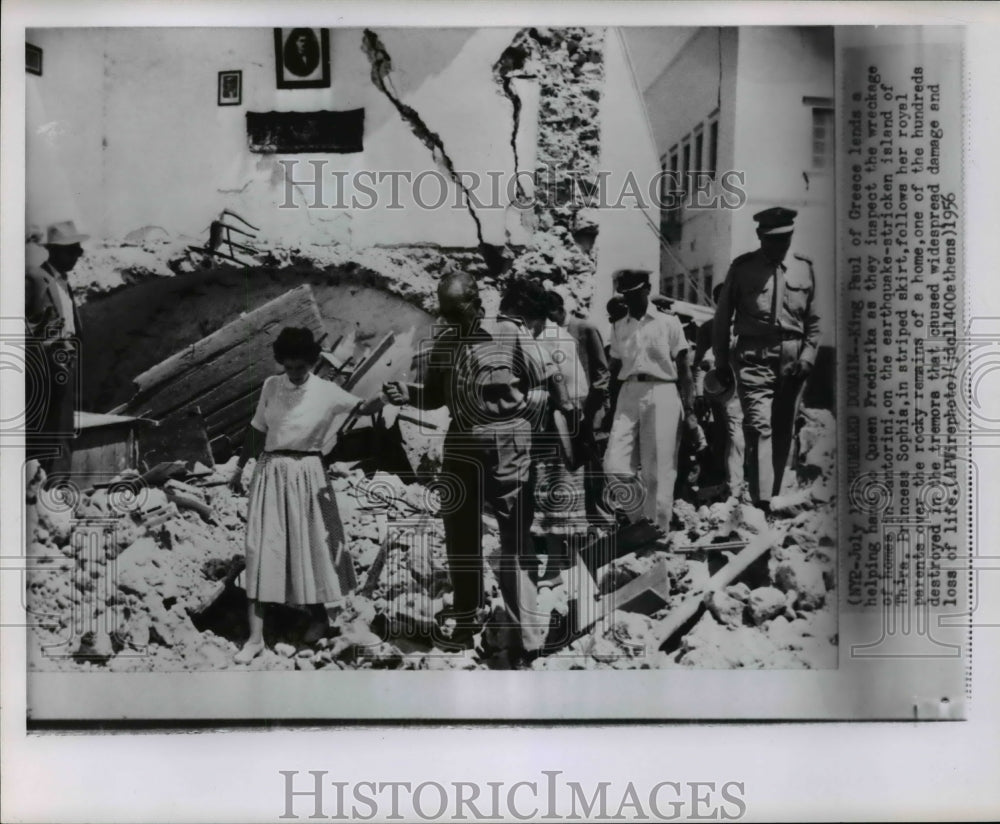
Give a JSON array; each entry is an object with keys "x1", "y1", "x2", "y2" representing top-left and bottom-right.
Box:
[
  {"x1": 26, "y1": 43, "x2": 43, "y2": 76},
  {"x1": 273, "y1": 28, "x2": 331, "y2": 89},
  {"x1": 217, "y1": 70, "x2": 242, "y2": 106},
  {"x1": 246, "y1": 109, "x2": 365, "y2": 154}
]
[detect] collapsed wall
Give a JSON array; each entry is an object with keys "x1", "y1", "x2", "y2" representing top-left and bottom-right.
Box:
[
  {"x1": 59, "y1": 26, "x2": 610, "y2": 415},
  {"x1": 496, "y1": 27, "x2": 606, "y2": 312}
]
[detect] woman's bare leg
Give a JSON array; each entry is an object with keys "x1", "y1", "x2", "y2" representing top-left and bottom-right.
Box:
[{"x1": 235, "y1": 599, "x2": 266, "y2": 663}]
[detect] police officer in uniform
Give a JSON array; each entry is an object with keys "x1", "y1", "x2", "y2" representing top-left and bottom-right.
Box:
[{"x1": 712, "y1": 207, "x2": 820, "y2": 511}]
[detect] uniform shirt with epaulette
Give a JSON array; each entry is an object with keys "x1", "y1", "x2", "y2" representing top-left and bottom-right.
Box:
[{"x1": 712, "y1": 248, "x2": 821, "y2": 365}]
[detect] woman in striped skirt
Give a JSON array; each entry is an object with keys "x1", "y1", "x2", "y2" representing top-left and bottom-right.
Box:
[{"x1": 229, "y1": 327, "x2": 379, "y2": 664}]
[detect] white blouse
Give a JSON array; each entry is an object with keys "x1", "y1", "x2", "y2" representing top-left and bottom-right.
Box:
[
  {"x1": 250, "y1": 373, "x2": 361, "y2": 453},
  {"x1": 537, "y1": 320, "x2": 589, "y2": 403}
]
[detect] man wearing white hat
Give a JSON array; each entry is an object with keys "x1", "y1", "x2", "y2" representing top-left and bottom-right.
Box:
[
  {"x1": 712, "y1": 207, "x2": 821, "y2": 511},
  {"x1": 604, "y1": 268, "x2": 696, "y2": 535},
  {"x1": 25, "y1": 220, "x2": 89, "y2": 474}
]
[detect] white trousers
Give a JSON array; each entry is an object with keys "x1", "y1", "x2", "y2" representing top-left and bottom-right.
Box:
[{"x1": 603, "y1": 380, "x2": 682, "y2": 532}]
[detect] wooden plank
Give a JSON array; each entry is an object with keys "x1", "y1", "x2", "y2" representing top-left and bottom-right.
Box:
[
  {"x1": 139, "y1": 461, "x2": 187, "y2": 486},
  {"x1": 209, "y1": 433, "x2": 233, "y2": 461},
  {"x1": 575, "y1": 559, "x2": 673, "y2": 635},
  {"x1": 603, "y1": 559, "x2": 672, "y2": 614},
  {"x1": 127, "y1": 284, "x2": 322, "y2": 400},
  {"x1": 568, "y1": 549, "x2": 602, "y2": 636},
  {"x1": 673, "y1": 540, "x2": 748, "y2": 554},
  {"x1": 69, "y1": 424, "x2": 139, "y2": 489},
  {"x1": 202, "y1": 388, "x2": 263, "y2": 436},
  {"x1": 125, "y1": 341, "x2": 279, "y2": 419},
  {"x1": 76, "y1": 411, "x2": 155, "y2": 429},
  {"x1": 360, "y1": 540, "x2": 390, "y2": 598},
  {"x1": 343, "y1": 327, "x2": 416, "y2": 397},
  {"x1": 650, "y1": 530, "x2": 778, "y2": 652},
  {"x1": 343, "y1": 332, "x2": 395, "y2": 391},
  {"x1": 171, "y1": 367, "x2": 274, "y2": 423},
  {"x1": 165, "y1": 485, "x2": 215, "y2": 523},
  {"x1": 136, "y1": 407, "x2": 215, "y2": 470}
]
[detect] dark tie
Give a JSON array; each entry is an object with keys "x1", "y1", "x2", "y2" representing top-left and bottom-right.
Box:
[{"x1": 771, "y1": 263, "x2": 784, "y2": 328}]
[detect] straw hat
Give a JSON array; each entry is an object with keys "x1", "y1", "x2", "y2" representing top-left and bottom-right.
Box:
[
  {"x1": 45, "y1": 220, "x2": 90, "y2": 246},
  {"x1": 703, "y1": 366, "x2": 735, "y2": 402}
]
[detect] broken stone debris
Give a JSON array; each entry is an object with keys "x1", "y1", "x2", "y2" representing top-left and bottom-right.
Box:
[{"x1": 30, "y1": 404, "x2": 835, "y2": 671}]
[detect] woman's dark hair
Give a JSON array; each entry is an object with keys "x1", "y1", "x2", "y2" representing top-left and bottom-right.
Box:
[
  {"x1": 273, "y1": 326, "x2": 321, "y2": 364},
  {"x1": 546, "y1": 289, "x2": 565, "y2": 322},
  {"x1": 500, "y1": 275, "x2": 550, "y2": 322},
  {"x1": 606, "y1": 296, "x2": 628, "y2": 323}
]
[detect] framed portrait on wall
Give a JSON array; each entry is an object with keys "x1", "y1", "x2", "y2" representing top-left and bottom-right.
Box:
[
  {"x1": 26, "y1": 43, "x2": 43, "y2": 76},
  {"x1": 274, "y1": 28, "x2": 330, "y2": 89},
  {"x1": 218, "y1": 70, "x2": 242, "y2": 106}
]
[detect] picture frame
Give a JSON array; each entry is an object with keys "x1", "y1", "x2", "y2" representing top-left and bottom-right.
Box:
[
  {"x1": 26, "y1": 43, "x2": 42, "y2": 76},
  {"x1": 217, "y1": 70, "x2": 242, "y2": 106},
  {"x1": 273, "y1": 28, "x2": 330, "y2": 89}
]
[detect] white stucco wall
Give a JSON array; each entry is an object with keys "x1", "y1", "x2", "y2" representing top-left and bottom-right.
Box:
[
  {"x1": 26, "y1": 27, "x2": 523, "y2": 248},
  {"x1": 639, "y1": 26, "x2": 834, "y2": 340},
  {"x1": 732, "y1": 27, "x2": 835, "y2": 342},
  {"x1": 591, "y1": 28, "x2": 661, "y2": 335},
  {"x1": 643, "y1": 27, "x2": 740, "y2": 298}
]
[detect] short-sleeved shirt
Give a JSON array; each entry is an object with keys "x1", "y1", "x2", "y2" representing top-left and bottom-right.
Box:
[
  {"x1": 251, "y1": 372, "x2": 361, "y2": 453},
  {"x1": 713, "y1": 248, "x2": 821, "y2": 363},
  {"x1": 537, "y1": 320, "x2": 589, "y2": 404},
  {"x1": 410, "y1": 315, "x2": 553, "y2": 430},
  {"x1": 609, "y1": 306, "x2": 689, "y2": 381}
]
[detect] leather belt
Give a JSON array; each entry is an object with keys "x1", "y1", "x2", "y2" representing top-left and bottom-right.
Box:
[
  {"x1": 739, "y1": 330, "x2": 803, "y2": 344},
  {"x1": 264, "y1": 449, "x2": 323, "y2": 458},
  {"x1": 629, "y1": 374, "x2": 674, "y2": 383}
]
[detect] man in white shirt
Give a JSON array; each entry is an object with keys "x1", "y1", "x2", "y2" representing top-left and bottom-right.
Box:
[{"x1": 604, "y1": 269, "x2": 697, "y2": 535}]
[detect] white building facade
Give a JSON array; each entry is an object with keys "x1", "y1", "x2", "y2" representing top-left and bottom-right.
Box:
[{"x1": 642, "y1": 26, "x2": 835, "y2": 345}]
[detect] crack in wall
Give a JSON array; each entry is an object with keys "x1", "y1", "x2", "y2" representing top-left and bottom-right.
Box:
[
  {"x1": 361, "y1": 29, "x2": 486, "y2": 251},
  {"x1": 492, "y1": 44, "x2": 535, "y2": 202}
]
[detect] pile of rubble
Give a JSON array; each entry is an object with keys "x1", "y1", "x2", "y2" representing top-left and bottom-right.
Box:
[{"x1": 26, "y1": 408, "x2": 837, "y2": 672}]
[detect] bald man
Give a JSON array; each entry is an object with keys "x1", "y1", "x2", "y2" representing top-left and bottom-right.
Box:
[{"x1": 384, "y1": 271, "x2": 553, "y2": 663}]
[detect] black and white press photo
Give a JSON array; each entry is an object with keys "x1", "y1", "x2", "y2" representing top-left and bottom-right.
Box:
[
  {"x1": 5, "y1": 3, "x2": 998, "y2": 823},
  {"x1": 14, "y1": 17, "x2": 970, "y2": 728}
]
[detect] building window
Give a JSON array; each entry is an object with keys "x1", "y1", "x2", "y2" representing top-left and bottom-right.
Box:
[
  {"x1": 668, "y1": 148, "x2": 680, "y2": 204},
  {"x1": 681, "y1": 140, "x2": 691, "y2": 199},
  {"x1": 702, "y1": 265, "x2": 714, "y2": 305},
  {"x1": 692, "y1": 127, "x2": 705, "y2": 199},
  {"x1": 661, "y1": 274, "x2": 675, "y2": 299},
  {"x1": 811, "y1": 106, "x2": 834, "y2": 170},
  {"x1": 707, "y1": 118, "x2": 719, "y2": 180}
]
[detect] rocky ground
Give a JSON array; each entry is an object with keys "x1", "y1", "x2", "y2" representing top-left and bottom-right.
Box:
[{"x1": 25, "y1": 407, "x2": 837, "y2": 673}]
